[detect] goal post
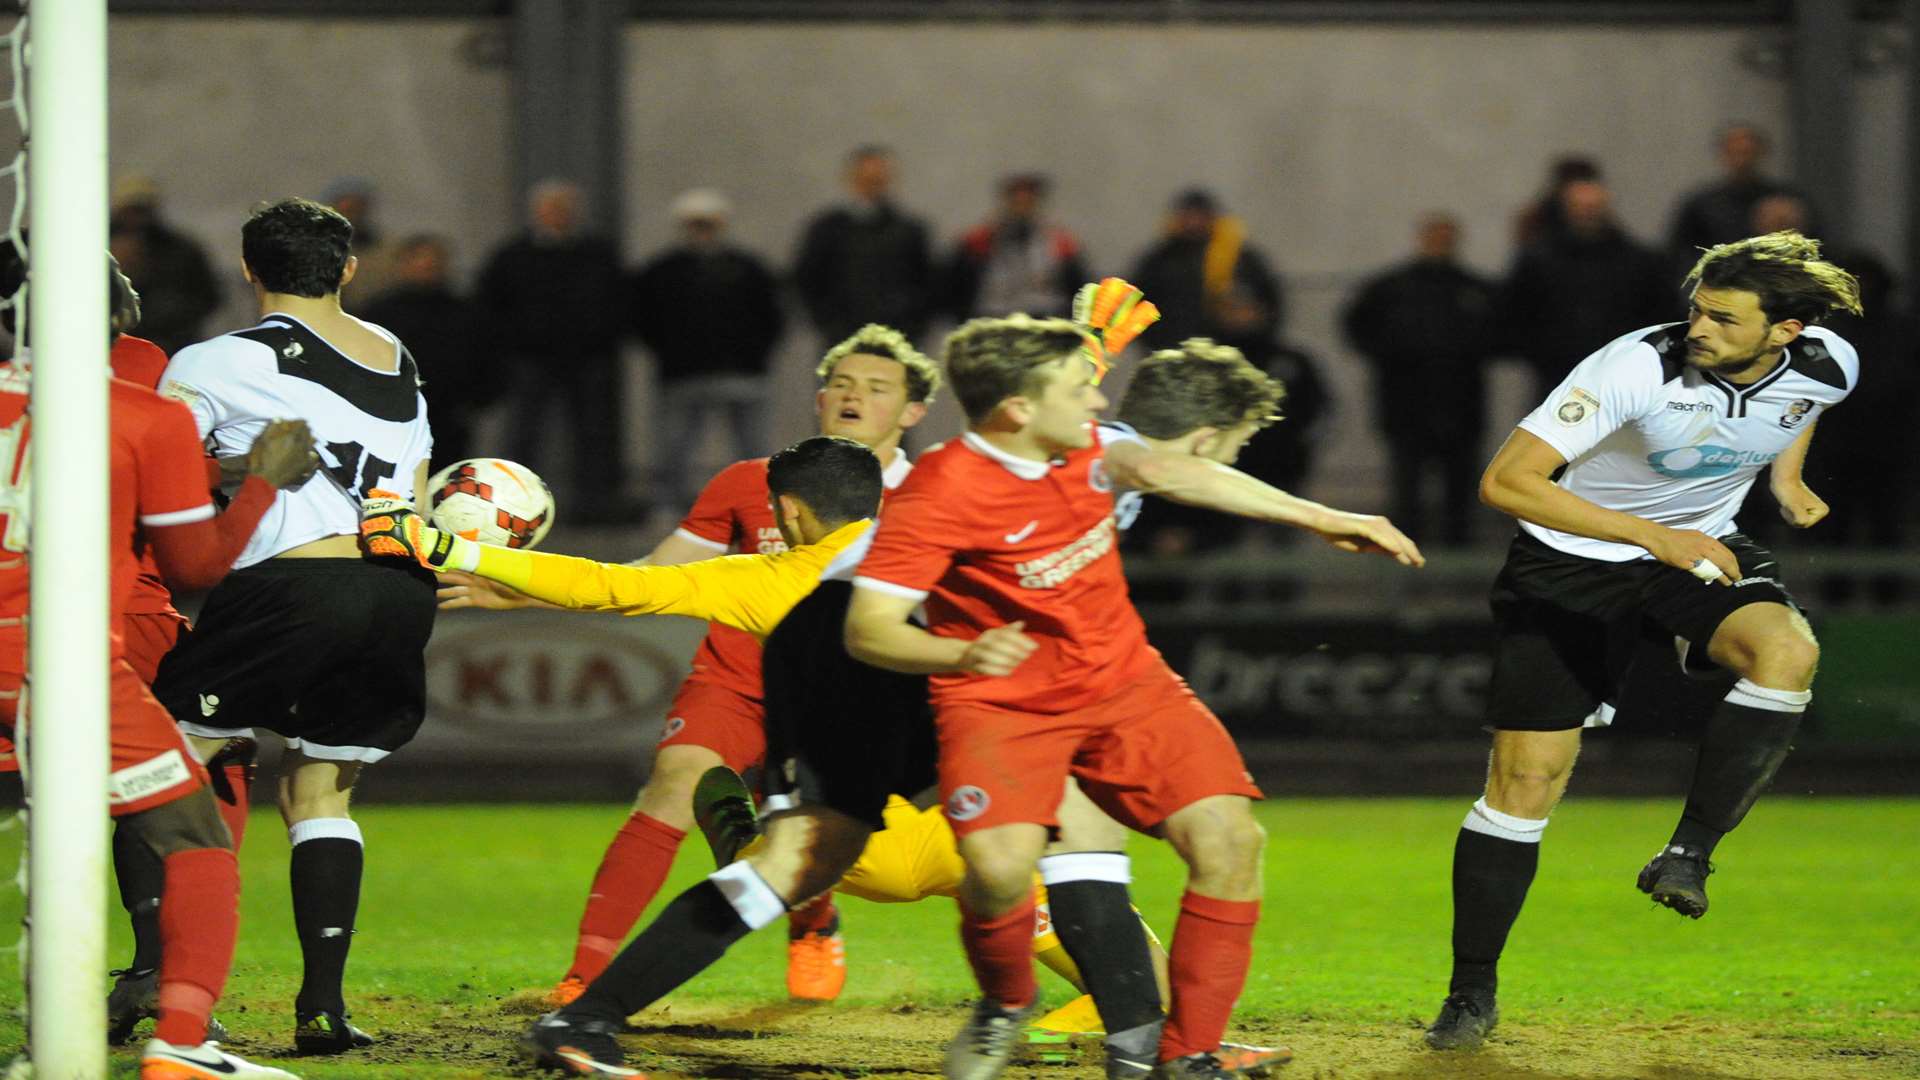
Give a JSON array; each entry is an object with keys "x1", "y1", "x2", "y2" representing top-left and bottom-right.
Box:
[{"x1": 25, "y1": 0, "x2": 112, "y2": 1074}]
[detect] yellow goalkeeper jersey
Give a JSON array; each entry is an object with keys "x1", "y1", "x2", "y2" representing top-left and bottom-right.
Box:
[{"x1": 471, "y1": 519, "x2": 872, "y2": 641}]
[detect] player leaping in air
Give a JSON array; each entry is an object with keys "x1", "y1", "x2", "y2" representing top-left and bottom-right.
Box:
[
  {"x1": 0, "y1": 246, "x2": 319, "y2": 1080},
  {"x1": 1423, "y1": 232, "x2": 1862, "y2": 1052}
]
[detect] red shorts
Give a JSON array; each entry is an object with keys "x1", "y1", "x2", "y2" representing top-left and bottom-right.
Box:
[
  {"x1": 655, "y1": 678, "x2": 767, "y2": 773},
  {"x1": 123, "y1": 609, "x2": 189, "y2": 686},
  {"x1": 0, "y1": 659, "x2": 209, "y2": 816},
  {"x1": 935, "y1": 657, "x2": 1261, "y2": 838}
]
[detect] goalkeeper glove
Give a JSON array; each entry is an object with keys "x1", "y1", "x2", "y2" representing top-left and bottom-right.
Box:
[
  {"x1": 1071, "y1": 277, "x2": 1160, "y2": 383},
  {"x1": 360, "y1": 490, "x2": 478, "y2": 571}
]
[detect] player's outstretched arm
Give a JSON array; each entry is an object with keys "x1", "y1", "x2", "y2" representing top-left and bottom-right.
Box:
[
  {"x1": 147, "y1": 418, "x2": 319, "y2": 591},
  {"x1": 1481, "y1": 428, "x2": 1742, "y2": 585},
  {"x1": 1767, "y1": 421, "x2": 1829, "y2": 528},
  {"x1": 1102, "y1": 440, "x2": 1425, "y2": 567},
  {"x1": 843, "y1": 587, "x2": 1036, "y2": 676},
  {"x1": 365, "y1": 493, "x2": 825, "y2": 635}
]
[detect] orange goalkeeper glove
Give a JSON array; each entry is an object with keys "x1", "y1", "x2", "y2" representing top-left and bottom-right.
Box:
[
  {"x1": 1071, "y1": 277, "x2": 1160, "y2": 383},
  {"x1": 360, "y1": 490, "x2": 478, "y2": 571}
]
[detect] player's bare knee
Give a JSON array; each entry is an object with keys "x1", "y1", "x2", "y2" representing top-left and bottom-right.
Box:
[
  {"x1": 635, "y1": 746, "x2": 722, "y2": 823},
  {"x1": 1754, "y1": 630, "x2": 1819, "y2": 690},
  {"x1": 124, "y1": 787, "x2": 232, "y2": 856}
]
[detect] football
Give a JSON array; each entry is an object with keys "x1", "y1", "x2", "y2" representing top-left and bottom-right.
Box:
[{"x1": 425, "y1": 458, "x2": 556, "y2": 550}]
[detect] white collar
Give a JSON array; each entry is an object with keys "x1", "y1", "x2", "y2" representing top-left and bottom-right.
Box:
[
  {"x1": 961, "y1": 431, "x2": 1052, "y2": 481},
  {"x1": 881, "y1": 447, "x2": 913, "y2": 490}
]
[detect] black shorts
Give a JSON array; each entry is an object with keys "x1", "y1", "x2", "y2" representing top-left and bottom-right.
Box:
[
  {"x1": 1485, "y1": 531, "x2": 1798, "y2": 732},
  {"x1": 759, "y1": 581, "x2": 937, "y2": 829},
  {"x1": 152, "y1": 558, "x2": 438, "y2": 762}
]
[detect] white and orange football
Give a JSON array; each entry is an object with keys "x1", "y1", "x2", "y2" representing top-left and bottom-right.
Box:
[{"x1": 425, "y1": 458, "x2": 555, "y2": 550}]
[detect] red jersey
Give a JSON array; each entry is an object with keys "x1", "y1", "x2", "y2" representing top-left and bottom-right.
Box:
[
  {"x1": 0, "y1": 361, "x2": 217, "y2": 664},
  {"x1": 110, "y1": 335, "x2": 184, "y2": 617},
  {"x1": 854, "y1": 429, "x2": 1155, "y2": 714},
  {"x1": 673, "y1": 458, "x2": 783, "y2": 699}
]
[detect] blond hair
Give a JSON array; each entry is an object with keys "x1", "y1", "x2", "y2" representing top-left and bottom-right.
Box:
[
  {"x1": 942, "y1": 314, "x2": 1087, "y2": 423},
  {"x1": 1118, "y1": 339, "x2": 1284, "y2": 439},
  {"x1": 1685, "y1": 230, "x2": 1864, "y2": 323},
  {"x1": 816, "y1": 323, "x2": 942, "y2": 404}
]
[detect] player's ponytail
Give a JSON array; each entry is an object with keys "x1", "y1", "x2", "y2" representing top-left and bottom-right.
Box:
[{"x1": 1685, "y1": 229, "x2": 1865, "y2": 325}]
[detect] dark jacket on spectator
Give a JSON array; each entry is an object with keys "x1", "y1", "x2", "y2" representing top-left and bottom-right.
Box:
[
  {"x1": 1668, "y1": 177, "x2": 1812, "y2": 258},
  {"x1": 629, "y1": 245, "x2": 784, "y2": 381},
  {"x1": 1344, "y1": 258, "x2": 1500, "y2": 447},
  {"x1": 944, "y1": 220, "x2": 1089, "y2": 320},
  {"x1": 111, "y1": 222, "x2": 221, "y2": 356},
  {"x1": 476, "y1": 234, "x2": 626, "y2": 362},
  {"x1": 1130, "y1": 232, "x2": 1283, "y2": 351},
  {"x1": 1501, "y1": 228, "x2": 1674, "y2": 399},
  {"x1": 361, "y1": 282, "x2": 490, "y2": 465},
  {"x1": 793, "y1": 202, "x2": 933, "y2": 343}
]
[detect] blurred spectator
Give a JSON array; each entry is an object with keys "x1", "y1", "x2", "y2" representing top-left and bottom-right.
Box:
[
  {"x1": 1513, "y1": 155, "x2": 1602, "y2": 250},
  {"x1": 107, "y1": 173, "x2": 220, "y2": 355},
  {"x1": 362, "y1": 234, "x2": 490, "y2": 466},
  {"x1": 1344, "y1": 212, "x2": 1500, "y2": 547},
  {"x1": 325, "y1": 176, "x2": 397, "y2": 309},
  {"x1": 793, "y1": 145, "x2": 934, "y2": 344},
  {"x1": 1802, "y1": 251, "x2": 1916, "y2": 603},
  {"x1": 630, "y1": 188, "x2": 785, "y2": 505},
  {"x1": 1131, "y1": 188, "x2": 1283, "y2": 351},
  {"x1": 476, "y1": 178, "x2": 632, "y2": 520},
  {"x1": 1668, "y1": 124, "x2": 1813, "y2": 259},
  {"x1": 944, "y1": 173, "x2": 1089, "y2": 319},
  {"x1": 1501, "y1": 178, "x2": 1673, "y2": 402}
]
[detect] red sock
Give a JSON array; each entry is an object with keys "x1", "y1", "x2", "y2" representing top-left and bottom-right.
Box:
[
  {"x1": 959, "y1": 896, "x2": 1037, "y2": 1009},
  {"x1": 153, "y1": 848, "x2": 239, "y2": 1046},
  {"x1": 787, "y1": 893, "x2": 838, "y2": 938},
  {"x1": 1161, "y1": 892, "x2": 1260, "y2": 1061},
  {"x1": 567, "y1": 811, "x2": 685, "y2": 982},
  {"x1": 216, "y1": 761, "x2": 251, "y2": 850}
]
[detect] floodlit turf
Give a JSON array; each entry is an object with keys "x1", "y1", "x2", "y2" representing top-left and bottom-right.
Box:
[{"x1": 0, "y1": 798, "x2": 1914, "y2": 1077}]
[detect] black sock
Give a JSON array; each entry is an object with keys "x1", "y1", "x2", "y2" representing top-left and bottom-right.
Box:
[
  {"x1": 1672, "y1": 697, "x2": 1802, "y2": 857},
  {"x1": 1449, "y1": 828, "x2": 1540, "y2": 999},
  {"x1": 290, "y1": 835, "x2": 363, "y2": 1016},
  {"x1": 112, "y1": 819, "x2": 166, "y2": 972},
  {"x1": 1043, "y1": 869, "x2": 1163, "y2": 1036},
  {"x1": 566, "y1": 879, "x2": 752, "y2": 1024}
]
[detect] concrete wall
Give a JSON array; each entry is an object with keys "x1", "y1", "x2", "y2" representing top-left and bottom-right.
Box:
[{"x1": 105, "y1": 17, "x2": 1909, "y2": 507}]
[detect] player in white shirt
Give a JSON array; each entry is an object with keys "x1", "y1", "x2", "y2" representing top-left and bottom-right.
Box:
[
  {"x1": 1425, "y1": 232, "x2": 1863, "y2": 1051},
  {"x1": 152, "y1": 199, "x2": 435, "y2": 1056}
]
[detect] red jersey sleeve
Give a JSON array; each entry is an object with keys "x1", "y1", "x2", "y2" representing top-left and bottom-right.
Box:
[
  {"x1": 109, "y1": 335, "x2": 171, "y2": 391},
  {"x1": 851, "y1": 469, "x2": 966, "y2": 602},
  {"x1": 673, "y1": 459, "x2": 766, "y2": 552},
  {"x1": 131, "y1": 390, "x2": 216, "y2": 530}
]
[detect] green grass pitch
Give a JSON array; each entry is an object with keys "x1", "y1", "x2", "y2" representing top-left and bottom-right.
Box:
[{"x1": 0, "y1": 798, "x2": 1914, "y2": 1077}]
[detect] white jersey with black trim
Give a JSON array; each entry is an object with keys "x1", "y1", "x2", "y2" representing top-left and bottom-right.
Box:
[
  {"x1": 1096, "y1": 420, "x2": 1151, "y2": 531},
  {"x1": 160, "y1": 313, "x2": 433, "y2": 569},
  {"x1": 1517, "y1": 322, "x2": 1857, "y2": 562}
]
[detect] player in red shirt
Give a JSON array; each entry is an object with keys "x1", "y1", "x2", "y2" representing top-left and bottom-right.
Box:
[
  {"x1": 0, "y1": 249, "x2": 318, "y2": 1079},
  {"x1": 846, "y1": 315, "x2": 1419, "y2": 1080},
  {"x1": 546, "y1": 324, "x2": 936, "y2": 1007}
]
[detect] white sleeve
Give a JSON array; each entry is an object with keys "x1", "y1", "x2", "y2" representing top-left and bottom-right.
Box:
[
  {"x1": 1516, "y1": 336, "x2": 1664, "y2": 463},
  {"x1": 1095, "y1": 420, "x2": 1147, "y2": 449},
  {"x1": 158, "y1": 338, "x2": 255, "y2": 439}
]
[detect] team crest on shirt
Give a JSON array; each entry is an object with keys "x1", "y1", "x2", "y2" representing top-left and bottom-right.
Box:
[
  {"x1": 660, "y1": 716, "x2": 686, "y2": 742},
  {"x1": 1779, "y1": 398, "x2": 1815, "y2": 429},
  {"x1": 947, "y1": 785, "x2": 991, "y2": 822},
  {"x1": 1554, "y1": 387, "x2": 1600, "y2": 426},
  {"x1": 1088, "y1": 459, "x2": 1113, "y2": 493}
]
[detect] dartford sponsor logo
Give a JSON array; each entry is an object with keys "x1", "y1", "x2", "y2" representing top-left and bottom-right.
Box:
[
  {"x1": 1015, "y1": 517, "x2": 1115, "y2": 589},
  {"x1": 109, "y1": 749, "x2": 194, "y2": 805},
  {"x1": 426, "y1": 621, "x2": 682, "y2": 728},
  {"x1": 1647, "y1": 444, "x2": 1777, "y2": 479}
]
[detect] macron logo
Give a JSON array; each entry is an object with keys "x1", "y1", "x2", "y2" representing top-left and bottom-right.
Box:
[
  {"x1": 1004, "y1": 520, "x2": 1039, "y2": 544},
  {"x1": 198, "y1": 693, "x2": 221, "y2": 718}
]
